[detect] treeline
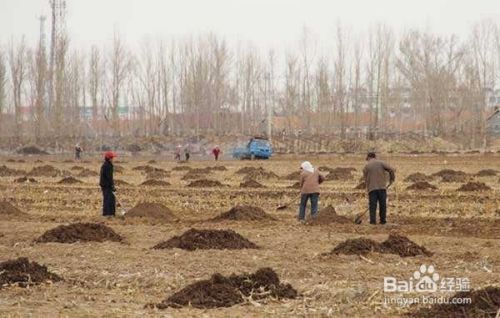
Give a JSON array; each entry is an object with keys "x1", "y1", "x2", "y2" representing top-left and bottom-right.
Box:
[{"x1": 0, "y1": 20, "x2": 498, "y2": 147}]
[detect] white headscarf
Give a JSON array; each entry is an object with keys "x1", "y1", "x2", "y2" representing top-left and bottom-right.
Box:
[{"x1": 301, "y1": 161, "x2": 314, "y2": 173}]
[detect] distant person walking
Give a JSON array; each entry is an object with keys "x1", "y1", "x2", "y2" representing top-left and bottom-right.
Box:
[
  {"x1": 75, "y1": 144, "x2": 83, "y2": 160},
  {"x1": 212, "y1": 146, "x2": 221, "y2": 161},
  {"x1": 174, "y1": 145, "x2": 182, "y2": 161},
  {"x1": 99, "y1": 151, "x2": 116, "y2": 217},
  {"x1": 184, "y1": 145, "x2": 191, "y2": 162},
  {"x1": 298, "y1": 161, "x2": 324, "y2": 223},
  {"x1": 362, "y1": 152, "x2": 396, "y2": 225}
]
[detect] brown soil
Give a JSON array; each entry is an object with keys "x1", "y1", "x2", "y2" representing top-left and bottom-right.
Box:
[
  {"x1": 35, "y1": 223, "x2": 123, "y2": 243},
  {"x1": 152, "y1": 267, "x2": 297, "y2": 309},
  {"x1": 309, "y1": 205, "x2": 351, "y2": 224},
  {"x1": 288, "y1": 181, "x2": 300, "y2": 189},
  {"x1": 187, "y1": 179, "x2": 224, "y2": 187},
  {"x1": 476, "y1": 169, "x2": 498, "y2": 177},
  {"x1": 318, "y1": 166, "x2": 335, "y2": 173},
  {"x1": 153, "y1": 228, "x2": 258, "y2": 251},
  {"x1": 212, "y1": 205, "x2": 276, "y2": 221},
  {"x1": 0, "y1": 201, "x2": 28, "y2": 218},
  {"x1": 77, "y1": 169, "x2": 99, "y2": 177},
  {"x1": 14, "y1": 176, "x2": 38, "y2": 183},
  {"x1": 284, "y1": 170, "x2": 301, "y2": 180},
  {"x1": 16, "y1": 146, "x2": 49, "y2": 155},
  {"x1": 6, "y1": 159, "x2": 15, "y2": 162},
  {"x1": 57, "y1": 176, "x2": 83, "y2": 184},
  {"x1": 330, "y1": 234, "x2": 432, "y2": 257},
  {"x1": 242, "y1": 167, "x2": 278, "y2": 180},
  {"x1": 235, "y1": 166, "x2": 258, "y2": 174},
  {"x1": 71, "y1": 166, "x2": 85, "y2": 171},
  {"x1": 147, "y1": 160, "x2": 156, "y2": 164},
  {"x1": 0, "y1": 257, "x2": 62, "y2": 288},
  {"x1": 432, "y1": 169, "x2": 467, "y2": 178},
  {"x1": 441, "y1": 173, "x2": 470, "y2": 183},
  {"x1": 457, "y1": 182, "x2": 492, "y2": 192},
  {"x1": 126, "y1": 202, "x2": 177, "y2": 221},
  {"x1": 145, "y1": 170, "x2": 170, "y2": 179},
  {"x1": 113, "y1": 165, "x2": 124, "y2": 173},
  {"x1": 190, "y1": 168, "x2": 213, "y2": 174},
  {"x1": 181, "y1": 171, "x2": 206, "y2": 180},
  {"x1": 404, "y1": 172, "x2": 433, "y2": 183},
  {"x1": 29, "y1": 165, "x2": 62, "y2": 177},
  {"x1": 0, "y1": 165, "x2": 25, "y2": 176},
  {"x1": 410, "y1": 286, "x2": 500, "y2": 318},
  {"x1": 325, "y1": 170, "x2": 353, "y2": 181},
  {"x1": 140, "y1": 179, "x2": 171, "y2": 187},
  {"x1": 406, "y1": 181, "x2": 438, "y2": 191},
  {"x1": 209, "y1": 166, "x2": 227, "y2": 171},
  {"x1": 331, "y1": 238, "x2": 381, "y2": 255},
  {"x1": 239, "y1": 179, "x2": 265, "y2": 188},
  {"x1": 379, "y1": 233, "x2": 433, "y2": 257},
  {"x1": 172, "y1": 166, "x2": 192, "y2": 171},
  {"x1": 114, "y1": 179, "x2": 131, "y2": 186},
  {"x1": 354, "y1": 181, "x2": 366, "y2": 190}
]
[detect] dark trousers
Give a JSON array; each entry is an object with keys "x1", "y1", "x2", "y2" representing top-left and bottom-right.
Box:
[
  {"x1": 299, "y1": 193, "x2": 319, "y2": 220},
  {"x1": 369, "y1": 189, "x2": 387, "y2": 224},
  {"x1": 102, "y1": 188, "x2": 116, "y2": 216},
  {"x1": 185, "y1": 153, "x2": 190, "y2": 161}
]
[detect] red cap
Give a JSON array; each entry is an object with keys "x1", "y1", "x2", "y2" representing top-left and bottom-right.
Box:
[{"x1": 104, "y1": 151, "x2": 116, "y2": 159}]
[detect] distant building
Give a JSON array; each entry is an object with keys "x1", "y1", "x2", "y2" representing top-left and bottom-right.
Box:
[{"x1": 486, "y1": 106, "x2": 500, "y2": 138}]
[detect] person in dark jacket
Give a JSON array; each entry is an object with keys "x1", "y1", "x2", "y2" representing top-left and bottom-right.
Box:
[
  {"x1": 100, "y1": 151, "x2": 116, "y2": 217},
  {"x1": 75, "y1": 144, "x2": 83, "y2": 160},
  {"x1": 362, "y1": 152, "x2": 396, "y2": 225}
]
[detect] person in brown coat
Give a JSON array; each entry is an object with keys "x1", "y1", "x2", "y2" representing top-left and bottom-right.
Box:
[
  {"x1": 362, "y1": 152, "x2": 395, "y2": 224},
  {"x1": 298, "y1": 161, "x2": 325, "y2": 222}
]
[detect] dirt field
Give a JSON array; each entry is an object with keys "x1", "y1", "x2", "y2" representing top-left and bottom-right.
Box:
[{"x1": 0, "y1": 153, "x2": 499, "y2": 317}]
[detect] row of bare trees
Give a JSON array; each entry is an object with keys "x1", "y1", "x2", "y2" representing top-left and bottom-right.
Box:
[{"x1": 0, "y1": 20, "x2": 499, "y2": 146}]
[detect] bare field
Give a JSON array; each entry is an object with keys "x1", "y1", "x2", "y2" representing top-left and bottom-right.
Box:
[{"x1": 0, "y1": 154, "x2": 499, "y2": 317}]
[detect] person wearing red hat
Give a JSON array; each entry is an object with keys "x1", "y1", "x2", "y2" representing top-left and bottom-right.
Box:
[{"x1": 99, "y1": 151, "x2": 116, "y2": 216}]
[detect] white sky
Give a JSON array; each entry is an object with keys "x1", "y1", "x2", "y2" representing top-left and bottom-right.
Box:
[{"x1": 1, "y1": 0, "x2": 500, "y2": 51}]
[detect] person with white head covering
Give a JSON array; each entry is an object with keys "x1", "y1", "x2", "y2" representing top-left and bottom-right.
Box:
[{"x1": 298, "y1": 161, "x2": 324, "y2": 222}]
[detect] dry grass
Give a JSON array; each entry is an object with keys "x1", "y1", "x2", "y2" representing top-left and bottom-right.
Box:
[{"x1": 0, "y1": 154, "x2": 499, "y2": 317}]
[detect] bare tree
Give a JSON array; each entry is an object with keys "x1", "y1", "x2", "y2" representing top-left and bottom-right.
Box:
[
  {"x1": 9, "y1": 38, "x2": 27, "y2": 138},
  {"x1": 0, "y1": 49, "x2": 7, "y2": 131}
]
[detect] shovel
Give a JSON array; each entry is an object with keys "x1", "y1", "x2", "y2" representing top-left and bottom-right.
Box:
[
  {"x1": 354, "y1": 183, "x2": 392, "y2": 224},
  {"x1": 115, "y1": 194, "x2": 127, "y2": 217},
  {"x1": 277, "y1": 195, "x2": 299, "y2": 210}
]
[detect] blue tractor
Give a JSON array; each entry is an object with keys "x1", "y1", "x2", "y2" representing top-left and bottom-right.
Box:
[{"x1": 232, "y1": 137, "x2": 273, "y2": 160}]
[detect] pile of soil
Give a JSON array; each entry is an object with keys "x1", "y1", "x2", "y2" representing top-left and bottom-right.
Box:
[
  {"x1": 187, "y1": 179, "x2": 224, "y2": 187},
  {"x1": 0, "y1": 165, "x2": 25, "y2": 176},
  {"x1": 71, "y1": 166, "x2": 85, "y2": 171},
  {"x1": 432, "y1": 169, "x2": 467, "y2": 178},
  {"x1": 181, "y1": 171, "x2": 207, "y2": 180},
  {"x1": 457, "y1": 182, "x2": 492, "y2": 192},
  {"x1": 242, "y1": 167, "x2": 278, "y2": 180},
  {"x1": 57, "y1": 176, "x2": 83, "y2": 184},
  {"x1": 331, "y1": 238, "x2": 381, "y2": 255},
  {"x1": 145, "y1": 169, "x2": 170, "y2": 179},
  {"x1": 6, "y1": 159, "x2": 16, "y2": 162},
  {"x1": 152, "y1": 267, "x2": 297, "y2": 309},
  {"x1": 0, "y1": 201, "x2": 28, "y2": 218},
  {"x1": 476, "y1": 169, "x2": 498, "y2": 177},
  {"x1": 126, "y1": 144, "x2": 142, "y2": 152},
  {"x1": 77, "y1": 169, "x2": 98, "y2": 177},
  {"x1": 284, "y1": 171, "x2": 301, "y2": 180},
  {"x1": 410, "y1": 286, "x2": 500, "y2": 318},
  {"x1": 330, "y1": 234, "x2": 432, "y2": 257},
  {"x1": 354, "y1": 181, "x2": 366, "y2": 190},
  {"x1": 325, "y1": 169, "x2": 353, "y2": 181},
  {"x1": 114, "y1": 179, "x2": 131, "y2": 186},
  {"x1": 318, "y1": 166, "x2": 335, "y2": 173},
  {"x1": 14, "y1": 176, "x2": 38, "y2": 183},
  {"x1": 113, "y1": 165, "x2": 125, "y2": 173},
  {"x1": 235, "y1": 166, "x2": 259, "y2": 174},
  {"x1": 140, "y1": 179, "x2": 171, "y2": 187},
  {"x1": 147, "y1": 160, "x2": 157, "y2": 164},
  {"x1": 287, "y1": 181, "x2": 300, "y2": 189},
  {"x1": 379, "y1": 234, "x2": 433, "y2": 257},
  {"x1": 16, "y1": 146, "x2": 49, "y2": 155},
  {"x1": 406, "y1": 181, "x2": 438, "y2": 191},
  {"x1": 126, "y1": 202, "x2": 177, "y2": 220},
  {"x1": 240, "y1": 179, "x2": 265, "y2": 188},
  {"x1": 404, "y1": 172, "x2": 433, "y2": 183},
  {"x1": 441, "y1": 173, "x2": 469, "y2": 183},
  {"x1": 212, "y1": 205, "x2": 275, "y2": 221},
  {"x1": 190, "y1": 168, "x2": 213, "y2": 174},
  {"x1": 153, "y1": 229, "x2": 258, "y2": 251},
  {"x1": 0, "y1": 257, "x2": 62, "y2": 288},
  {"x1": 309, "y1": 205, "x2": 351, "y2": 224},
  {"x1": 209, "y1": 166, "x2": 227, "y2": 171},
  {"x1": 35, "y1": 223, "x2": 123, "y2": 243},
  {"x1": 172, "y1": 166, "x2": 192, "y2": 171},
  {"x1": 29, "y1": 165, "x2": 62, "y2": 177}
]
